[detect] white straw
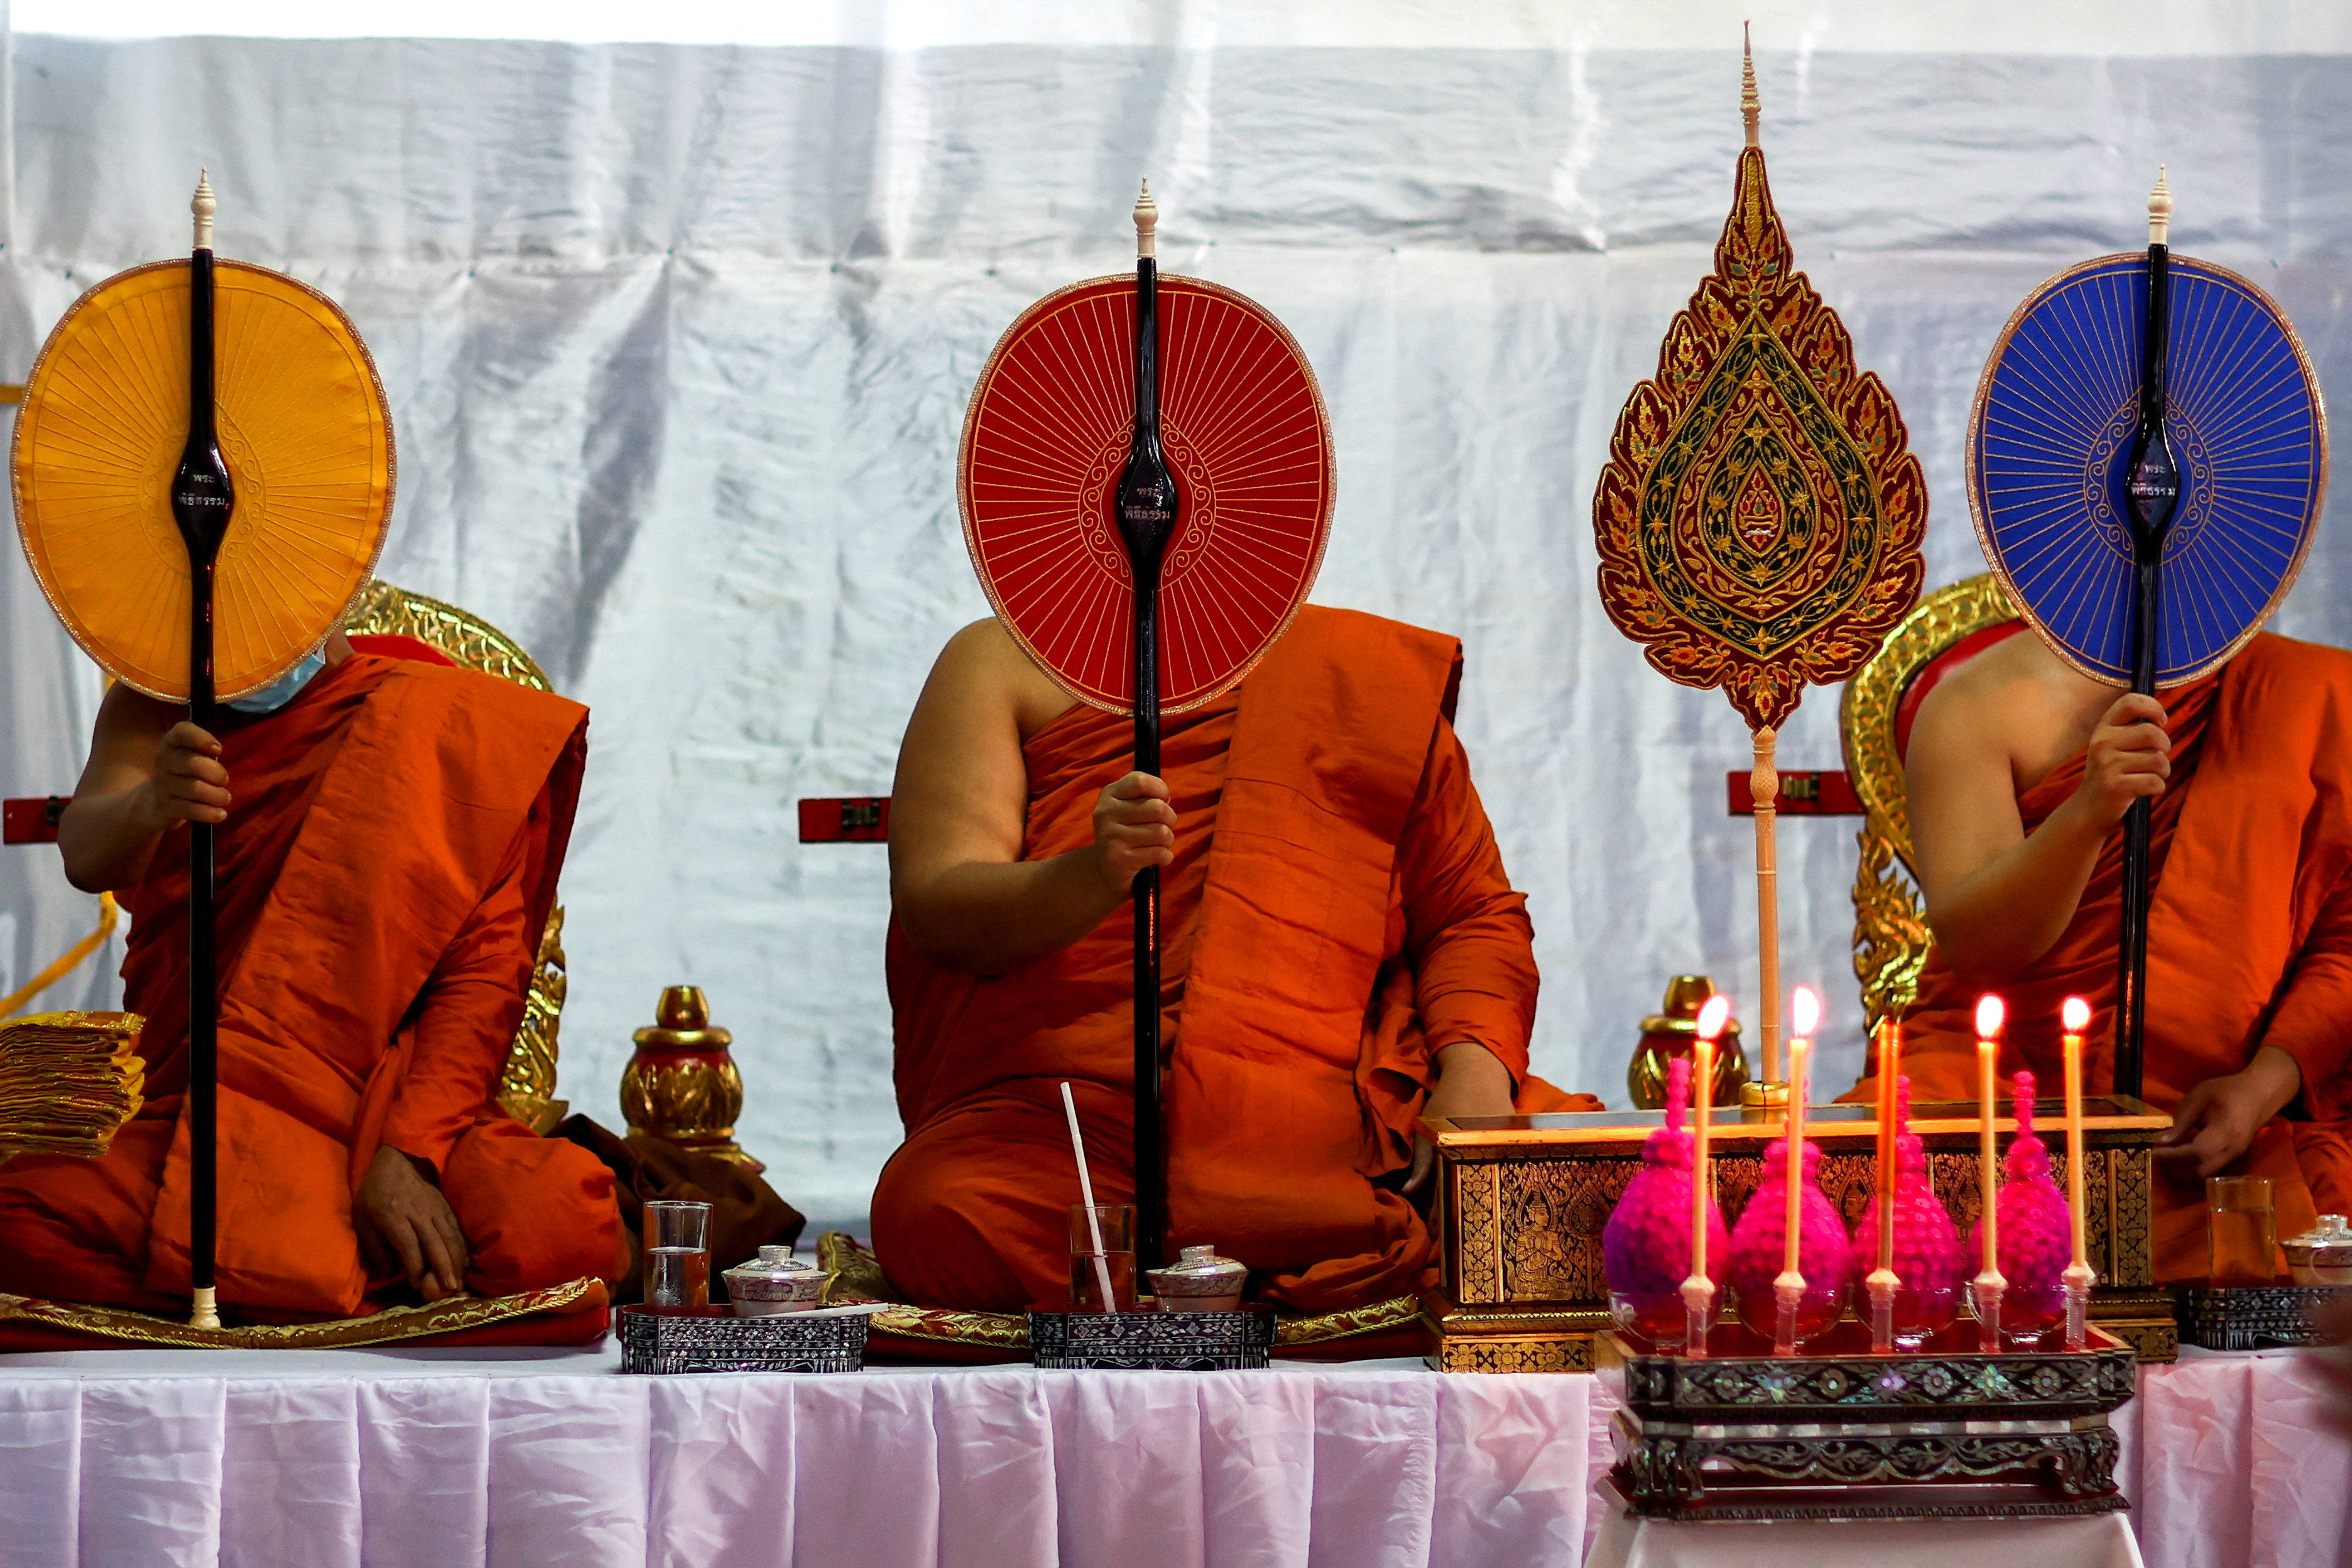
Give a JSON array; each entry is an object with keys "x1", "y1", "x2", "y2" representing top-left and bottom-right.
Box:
[{"x1": 1061, "y1": 1082, "x2": 1121, "y2": 1312}]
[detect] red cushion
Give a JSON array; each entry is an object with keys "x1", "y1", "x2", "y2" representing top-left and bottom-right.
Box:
[
  {"x1": 1893, "y1": 621, "x2": 2025, "y2": 764},
  {"x1": 347, "y1": 633, "x2": 459, "y2": 668}
]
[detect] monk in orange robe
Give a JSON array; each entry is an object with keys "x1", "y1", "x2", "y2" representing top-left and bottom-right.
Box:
[
  {"x1": 0, "y1": 638, "x2": 626, "y2": 1320},
  {"x1": 874, "y1": 606, "x2": 1591, "y2": 1314},
  {"x1": 1879, "y1": 627, "x2": 2352, "y2": 1280}
]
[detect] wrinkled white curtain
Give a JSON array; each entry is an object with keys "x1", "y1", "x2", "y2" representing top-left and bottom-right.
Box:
[{"x1": 2, "y1": 4, "x2": 2348, "y2": 1217}]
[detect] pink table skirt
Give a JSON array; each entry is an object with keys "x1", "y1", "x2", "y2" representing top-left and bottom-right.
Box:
[{"x1": 0, "y1": 1343, "x2": 2340, "y2": 1567}]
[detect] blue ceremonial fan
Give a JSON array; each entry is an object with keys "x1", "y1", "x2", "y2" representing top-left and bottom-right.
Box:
[
  {"x1": 1969, "y1": 253, "x2": 2326, "y2": 687},
  {"x1": 1966, "y1": 172, "x2": 2328, "y2": 1100}
]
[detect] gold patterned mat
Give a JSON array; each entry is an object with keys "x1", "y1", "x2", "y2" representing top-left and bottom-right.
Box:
[
  {"x1": 814, "y1": 1232, "x2": 1419, "y2": 1349},
  {"x1": 0, "y1": 1275, "x2": 604, "y2": 1349}
]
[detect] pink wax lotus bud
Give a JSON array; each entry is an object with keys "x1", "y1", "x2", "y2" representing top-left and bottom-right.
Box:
[
  {"x1": 1967, "y1": 1072, "x2": 2072, "y2": 1331},
  {"x1": 1852, "y1": 1076, "x2": 1964, "y2": 1342},
  {"x1": 1603, "y1": 1056, "x2": 1728, "y2": 1334},
  {"x1": 1724, "y1": 1133, "x2": 1850, "y2": 1341}
]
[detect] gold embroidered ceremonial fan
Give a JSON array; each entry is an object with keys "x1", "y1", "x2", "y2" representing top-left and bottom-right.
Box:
[
  {"x1": 1591, "y1": 43, "x2": 1926, "y2": 1092},
  {"x1": 9, "y1": 178, "x2": 394, "y2": 1328}
]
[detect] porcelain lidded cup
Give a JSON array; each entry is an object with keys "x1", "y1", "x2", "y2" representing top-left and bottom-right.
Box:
[
  {"x1": 1147, "y1": 1244, "x2": 1248, "y2": 1311},
  {"x1": 723, "y1": 1244, "x2": 824, "y2": 1316}
]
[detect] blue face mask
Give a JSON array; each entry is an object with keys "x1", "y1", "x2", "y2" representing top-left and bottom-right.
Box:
[{"x1": 225, "y1": 648, "x2": 328, "y2": 714}]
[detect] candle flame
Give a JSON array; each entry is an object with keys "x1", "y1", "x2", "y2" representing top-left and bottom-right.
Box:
[
  {"x1": 1696, "y1": 993, "x2": 1731, "y2": 1041},
  {"x1": 2062, "y1": 996, "x2": 2091, "y2": 1034},
  {"x1": 1791, "y1": 985, "x2": 1821, "y2": 1040},
  {"x1": 1974, "y1": 993, "x2": 2006, "y2": 1041}
]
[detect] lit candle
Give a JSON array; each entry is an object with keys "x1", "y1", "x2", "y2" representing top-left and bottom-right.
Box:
[
  {"x1": 2062, "y1": 996, "x2": 2091, "y2": 1274},
  {"x1": 1691, "y1": 994, "x2": 1729, "y2": 1284},
  {"x1": 1782, "y1": 986, "x2": 1820, "y2": 1277},
  {"x1": 1876, "y1": 1018, "x2": 1902, "y2": 1277},
  {"x1": 1975, "y1": 994, "x2": 2005, "y2": 1280}
]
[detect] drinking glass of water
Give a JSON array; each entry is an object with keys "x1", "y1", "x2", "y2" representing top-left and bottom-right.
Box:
[
  {"x1": 1069, "y1": 1203, "x2": 1136, "y2": 1312},
  {"x1": 2208, "y1": 1176, "x2": 2278, "y2": 1287},
  {"x1": 644, "y1": 1199, "x2": 713, "y2": 1308}
]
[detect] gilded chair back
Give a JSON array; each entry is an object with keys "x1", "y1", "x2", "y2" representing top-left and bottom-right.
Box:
[
  {"x1": 1839, "y1": 573, "x2": 2022, "y2": 1030},
  {"x1": 344, "y1": 581, "x2": 569, "y2": 1133}
]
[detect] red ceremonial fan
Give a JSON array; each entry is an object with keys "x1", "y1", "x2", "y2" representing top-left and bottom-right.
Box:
[
  {"x1": 957, "y1": 188, "x2": 1334, "y2": 1272},
  {"x1": 960, "y1": 273, "x2": 1332, "y2": 714}
]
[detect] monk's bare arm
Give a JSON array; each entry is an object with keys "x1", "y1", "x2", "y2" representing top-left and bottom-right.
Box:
[
  {"x1": 1908, "y1": 670, "x2": 2169, "y2": 981},
  {"x1": 56, "y1": 684, "x2": 231, "y2": 893},
  {"x1": 890, "y1": 620, "x2": 1174, "y2": 974}
]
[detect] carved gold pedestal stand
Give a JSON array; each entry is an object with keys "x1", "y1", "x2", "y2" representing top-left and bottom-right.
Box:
[
  {"x1": 621, "y1": 986, "x2": 761, "y2": 1170},
  {"x1": 1420, "y1": 1099, "x2": 2175, "y2": 1373}
]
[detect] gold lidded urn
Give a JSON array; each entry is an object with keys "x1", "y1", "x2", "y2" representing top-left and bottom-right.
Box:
[
  {"x1": 1628, "y1": 975, "x2": 1750, "y2": 1109},
  {"x1": 621, "y1": 986, "x2": 761, "y2": 1170}
]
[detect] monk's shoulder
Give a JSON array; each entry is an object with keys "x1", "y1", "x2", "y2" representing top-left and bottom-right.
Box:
[
  {"x1": 374, "y1": 658, "x2": 587, "y2": 732},
  {"x1": 2237, "y1": 631, "x2": 2352, "y2": 688},
  {"x1": 930, "y1": 617, "x2": 1070, "y2": 738},
  {"x1": 2208, "y1": 633, "x2": 2352, "y2": 742},
  {"x1": 1910, "y1": 631, "x2": 2042, "y2": 741},
  {"x1": 1286, "y1": 603, "x2": 1450, "y2": 655},
  {"x1": 1280, "y1": 605, "x2": 1461, "y2": 689}
]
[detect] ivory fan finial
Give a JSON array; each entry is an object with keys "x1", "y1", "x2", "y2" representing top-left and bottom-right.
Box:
[
  {"x1": 1134, "y1": 178, "x2": 1158, "y2": 259},
  {"x1": 192, "y1": 169, "x2": 216, "y2": 251}
]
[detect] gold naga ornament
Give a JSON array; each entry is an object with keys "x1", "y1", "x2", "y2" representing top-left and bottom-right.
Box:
[{"x1": 1592, "y1": 41, "x2": 1926, "y2": 1099}]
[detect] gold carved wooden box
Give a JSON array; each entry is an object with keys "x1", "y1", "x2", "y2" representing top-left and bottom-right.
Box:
[{"x1": 1421, "y1": 1099, "x2": 2175, "y2": 1372}]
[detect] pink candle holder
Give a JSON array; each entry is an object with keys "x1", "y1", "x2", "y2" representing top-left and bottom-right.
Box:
[
  {"x1": 1724, "y1": 1136, "x2": 1849, "y2": 1348},
  {"x1": 1966, "y1": 1072, "x2": 2072, "y2": 1348},
  {"x1": 1602, "y1": 1057, "x2": 1727, "y2": 1348},
  {"x1": 1849, "y1": 1078, "x2": 1964, "y2": 1349}
]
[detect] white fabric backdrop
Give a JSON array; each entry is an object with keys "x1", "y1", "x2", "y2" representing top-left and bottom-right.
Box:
[
  {"x1": 3, "y1": 8, "x2": 2349, "y2": 1217},
  {"x1": 0, "y1": 1346, "x2": 2344, "y2": 1567}
]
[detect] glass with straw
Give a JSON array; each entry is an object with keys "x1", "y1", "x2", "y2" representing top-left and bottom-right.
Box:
[{"x1": 1061, "y1": 1082, "x2": 1127, "y2": 1312}]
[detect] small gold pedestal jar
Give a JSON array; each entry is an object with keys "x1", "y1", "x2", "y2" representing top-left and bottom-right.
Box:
[
  {"x1": 1627, "y1": 976, "x2": 1750, "y2": 1109},
  {"x1": 621, "y1": 986, "x2": 761, "y2": 1170}
]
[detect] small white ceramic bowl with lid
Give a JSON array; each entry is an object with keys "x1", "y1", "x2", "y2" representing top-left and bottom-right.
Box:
[{"x1": 723, "y1": 1244, "x2": 825, "y2": 1316}]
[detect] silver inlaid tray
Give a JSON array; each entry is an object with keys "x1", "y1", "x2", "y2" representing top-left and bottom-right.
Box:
[
  {"x1": 2174, "y1": 1282, "x2": 2352, "y2": 1351},
  {"x1": 619, "y1": 1305, "x2": 868, "y2": 1374},
  {"x1": 1028, "y1": 1307, "x2": 1275, "y2": 1369}
]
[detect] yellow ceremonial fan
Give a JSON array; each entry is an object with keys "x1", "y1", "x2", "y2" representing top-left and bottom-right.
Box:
[{"x1": 13, "y1": 259, "x2": 394, "y2": 701}]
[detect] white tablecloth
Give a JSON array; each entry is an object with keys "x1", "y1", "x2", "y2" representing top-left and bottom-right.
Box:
[{"x1": 0, "y1": 1345, "x2": 2341, "y2": 1568}]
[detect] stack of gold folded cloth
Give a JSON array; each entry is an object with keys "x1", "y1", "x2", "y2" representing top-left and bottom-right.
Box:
[{"x1": 0, "y1": 1010, "x2": 143, "y2": 1162}]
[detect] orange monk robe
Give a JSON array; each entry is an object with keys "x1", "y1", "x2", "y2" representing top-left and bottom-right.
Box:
[
  {"x1": 1863, "y1": 633, "x2": 2352, "y2": 1280},
  {"x1": 0, "y1": 653, "x2": 626, "y2": 1319},
  {"x1": 874, "y1": 606, "x2": 1592, "y2": 1314}
]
